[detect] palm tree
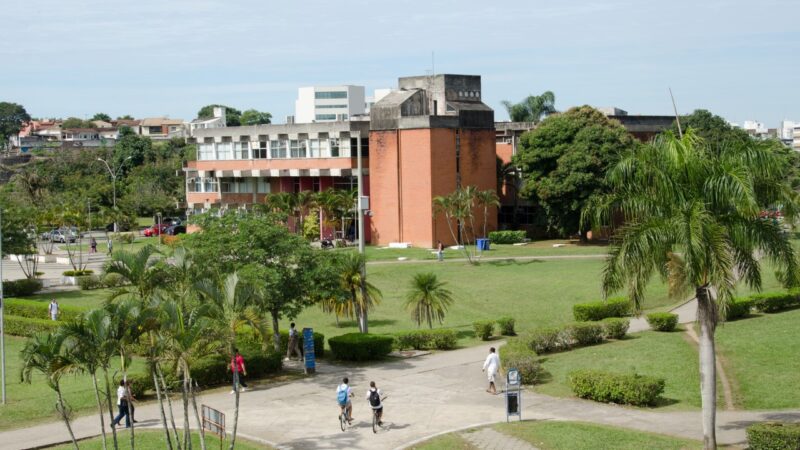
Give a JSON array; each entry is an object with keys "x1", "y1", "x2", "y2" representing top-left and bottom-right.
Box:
[
  {"x1": 295, "y1": 190, "x2": 316, "y2": 235},
  {"x1": 433, "y1": 187, "x2": 479, "y2": 263},
  {"x1": 474, "y1": 189, "x2": 500, "y2": 238},
  {"x1": 338, "y1": 252, "x2": 381, "y2": 333},
  {"x1": 105, "y1": 244, "x2": 164, "y2": 302},
  {"x1": 404, "y1": 273, "x2": 454, "y2": 328},
  {"x1": 20, "y1": 332, "x2": 79, "y2": 449},
  {"x1": 501, "y1": 91, "x2": 556, "y2": 124},
  {"x1": 585, "y1": 130, "x2": 799, "y2": 449},
  {"x1": 264, "y1": 192, "x2": 297, "y2": 229}
]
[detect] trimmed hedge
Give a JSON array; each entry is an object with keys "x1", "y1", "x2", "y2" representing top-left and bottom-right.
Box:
[
  {"x1": 278, "y1": 330, "x2": 325, "y2": 358},
  {"x1": 498, "y1": 341, "x2": 543, "y2": 385},
  {"x1": 751, "y1": 291, "x2": 800, "y2": 313},
  {"x1": 488, "y1": 230, "x2": 526, "y2": 244},
  {"x1": 78, "y1": 275, "x2": 104, "y2": 290},
  {"x1": 328, "y1": 333, "x2": 394, "y2": 361},
  {"x1": 568, "y1": 370, "x2": 665, "y2": 406},
  {"x1": 5, "y1": 298, "x2": 82, "y2": 322},
  {"x1": 572, "y1": 297, "x2": 632, "y2": 321},
  {"x1": 564, "y1": 322, "x2": 604, "y2": 347},
  {"x1": 5, "y1": 315, "x2": 58, "y2": 337},
  {"x1": 497, "y1": 317, "x2": 516, "y2": 336},
  {"x1": 746, "y1": 422, "x2": 800, "y2": 450},
  {"x1": 473, "y1": 320, "x2": 495, "y2": 341},
  {"x1": 62, "y1": 270, "x2": 94, "y2": 276},
  {"x1": 726, "y1": 297, "x2": 756, "y2": 321},
  {"x1": 646, "y1": 312, "x2": 679, "y2": 332},
  {"x1": 394, "y1": 329, "x2": 458, "y2": 350},
  {"x1": 4, "y1": 278, "x2": 43, "y2": 297},
  {"x1": 524, "y1": 327, "x2": 561, "y2": 354},
  {"x1": 601, "y1": 318, "x2": 630, "y2": 340}
]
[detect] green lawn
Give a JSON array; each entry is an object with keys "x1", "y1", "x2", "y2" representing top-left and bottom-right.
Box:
[
  {"x1": 716, "y1": 308, "x2": 800, "y2": 409},
  {"x1": 62, "y1": 236, "x2": 167, "y2": 254},
  {"x1": 20, "y1": 288, "x2": 113, "y2": 310},
  {"x1": 49, "y1": 429, "x2": 270, "y2": 449},
  {"x1": 409, "y1": 433, "x2": 478, "y2": 449},
  {"x1": 492, "y1": 421, "x2": 701, "y2": 450}
]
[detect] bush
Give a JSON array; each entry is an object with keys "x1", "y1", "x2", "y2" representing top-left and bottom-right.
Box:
[
  {"x1": 162, "y1": 235, "x2": 181, "y2": 247},
  {"x1": 488, "y1": 230, "x2": 526, "y2": 244},
  {"x1": 573, "y1": 297, "x2": 632, "y2": 321},
  {"x1": 751, "y1": 291, "x2": 800, "y2": 313},
  {"x1": 4, "y1": 298, "x2": 82, "y2": 322},
  {"x1": 524, "y1": 327, "x2": 562, "y2": 354},
  {"x1": 4, "y1": 315, "x2": 58, "y2": 337},
  {"x1": 498, "y1": 341, "x2": 543, "y2": 384},
  {"x1": 646, "y1": 312, "x2": 679, "y2": 332},
  {"x1": 120, "y1": 373, "x2": 156, "y2": 398},
  {"x1": 328, "y1": 333, "x2": 394, "y2": 361},
  {"x1": 497, "y1": 317, "x2": 516, "y2": 336},
  {"x1": 185, "y1": 350, "x2": 283, "y2": 389},
  {"x1": 394, "y1": 329, "x2": 458, "y2": 350},
  {"x1": 4, "y1": 278, "x2": 43, "y2": 297},
  {"x1": 277, "y1": 330, "x2": 325, "y2": 358},
  {"x1": 564, "y1": 322, "x2": 604, "y2": 346},
  {"x1": 601, "y1": 318, "x2": 630, "y2": 340},
  {"x1": 62, "y1": 269, "x2": 93, "y2": 277},
  {"x1": 473, "y1": 320, "x2": 495, "y2": 341},
  {"x1": 114, "y1": 232, "x2": 135, "y2": 244},
  {"x1": 78, "y1": 275, "x2": 104, "y2": 290},
  {"x1": 568, "y1": 370, "x2": 665, "y2": 406},
  {"x1": 430, "y1": 329, "x2": 458, "y2": 350},
  {"x1": 102, "y1": 272, "x2": 126, "y2": 288},
  {"x1": 726, "y1": 297, "x2": 755, "y2": 321},
  {"x1": 746, "y1": 422, "x2": 800, "y2": 450}
]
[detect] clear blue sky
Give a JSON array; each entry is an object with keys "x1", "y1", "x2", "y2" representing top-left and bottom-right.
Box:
[{"x1": 2, "y1": 0, "x2": 798, "y2": 127}]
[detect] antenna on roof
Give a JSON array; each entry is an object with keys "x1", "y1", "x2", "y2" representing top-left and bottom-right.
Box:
[
  {"x1": 669, "y1": 87, "x2": 683, "y2": 138},
  {"x1": 431, "y1": 51, "x2": 435, "y2": 77}
]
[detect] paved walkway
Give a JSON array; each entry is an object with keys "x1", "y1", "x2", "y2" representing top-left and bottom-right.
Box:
[
  {"x1": 460, "y1": 427, "x2": 538, "y2": 450},
  {"x1": 1, "y1": 344, "x2": 798, "y2": 450}
]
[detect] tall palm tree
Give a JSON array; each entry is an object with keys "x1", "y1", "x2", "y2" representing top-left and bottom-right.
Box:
[
  {"x1": 338, "y1": 252, "x2": 381, "y2": 333},
  {"x1": 433, "y1": 187, "x2": 479, "y2": 263},
  {"x1": 105, "y1": 244, "x2": 164, "y2": 302},
  {"x1": 404, "y1": 273, "x2": 454, "y2": 328},
  {"x1": 585, "y1": 129, "x2": 799, "y2": 449},
  {"x1": 20, "y1": 332, "x2": 79, "y2": 449},
  {"x1": 474, "y1": 189, "x2": 500, "y2": 238},
  {"x1": 501, "y1": 91, "x2": 556, "y2": 124},
  {"x1": 264, "y1": 192, "x2": 297, "y2": 229}
]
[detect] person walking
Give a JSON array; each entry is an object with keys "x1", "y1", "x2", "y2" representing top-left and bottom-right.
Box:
[
  {"x1": 229, "y1": 348, "x2": 248, "y2": 393},
  {"x1": 437, "y1": 241, "x2": 444, "y2": 262},
  {"x1": 107, "y1": 237, "x2": 113, "y2": 255},
  {"x1": 126, "y1": 380, "x2": 139, "y2": 423},
  {"x1": 110, "y1": 380, "x2": 131, "y2": 429},
  {"x1": 90, "y1": 237, "x2": 97, "y2": 253},
  {"x1": 48, "y1": 298, "x2": 59, "y2": 321},
  {"x1": 482, "y1": 347, "x2": 500, "y2": 394},
  {"x1": 285, "y1": 322, "x2": 302, "y2": 361}
]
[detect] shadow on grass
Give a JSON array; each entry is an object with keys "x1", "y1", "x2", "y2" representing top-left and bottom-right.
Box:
[
  {"x1": 484, "y1": 259, "x2": 544, "y2": 267},
  {"x1": 334, "y1": 319, "x2": 398, "y2": 328}
]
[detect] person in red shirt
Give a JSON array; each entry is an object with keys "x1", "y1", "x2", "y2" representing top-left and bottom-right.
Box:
[{"x1": 229, "y1": 348, "x2": 248, "y2": 394}]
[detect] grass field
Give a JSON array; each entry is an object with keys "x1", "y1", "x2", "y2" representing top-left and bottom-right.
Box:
[
  {"x1": 49, "y1": 429, "x2": 269, "y2": 449},
  {"x1": 21, "y1": 288, "x2": 112, "y2": 310}
]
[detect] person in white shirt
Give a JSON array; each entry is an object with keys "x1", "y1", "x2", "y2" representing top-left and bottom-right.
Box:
[
  {"x1": 110, "y1": 380, "x2": 131, "y2": 428},
  {"x1": 48, "y1": 299, "x2": 59, "y2": 321},
  {"x1": 482, "y1": 347, "x2": 500, "y2": 394},
  {"x1": 336, "y1": 377, "x2": 354, "y2": 423},
  {"x1": 365, "y1": 381, "x2": 385, "y2": 426}
]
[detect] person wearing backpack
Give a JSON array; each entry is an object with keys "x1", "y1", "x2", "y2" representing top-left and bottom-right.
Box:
[
  {"x1": 336, "y1": 377, "x2": 354, "y2": 423},
  {"x1": 365, "y1": 381, "x2": 384, "y2": 426}
]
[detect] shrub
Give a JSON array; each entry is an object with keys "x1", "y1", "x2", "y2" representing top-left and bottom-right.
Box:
[
  {"x1": 573, "y1": 297, "x2": 632, "y2": 321},
  {"x1": 162, "y1": 235, "x2": 181, "y2": 247},
  {"x1": 430, "y1": 329, "x2": 458, "y2": 350},
  {"x1": 568, "y1": 370, "x2": 665, "y2": 406},
  {"x1": 601, "y1": 318, "x2": 630, "y2": 340},
  {"x1": 328, "y1": 333, "x2": 394, "y2": 361},
  {"x1": 102, "y1": 272, "x2": 126, "y2": 288},
  {"x1": 564, "y1": 322, "x2": 604, "y2": 346},
  {"x1": 725, "y1": 297, "x2": 755, "y2": 321},
  {"x1": 395, "y1": 329, "x2": 458, "y2": 350},
  {"x1": 524, "y1": 327, "x2": 562, "y2": 354},
  {"x1": 277, "y1": 330, "x2": 325, "y2": 358},
  {"x1": 473, "y1": 320, "x2": 495, "y2": 341},
  {"x1": 184, "y1": 350, "x2": 283, "y2": 389},
  {"x1": 487, "y1": 230, "x2": 526, "y2": 244},
  {"x1": 498, "y1": 341, "x2": 543, "y2": 384},
  {"x1": 62, "y1": 269, "x2": 93, "y2": 277},
  {"x1": 78, "y1": 275, "x2": 104, "y2": 290},
  {"x1": 4, "y1": 278, "x2": 43, "y2": 297},
  {"x1": 4, "y1": 298, "x2": 82, "y2": 322},
  {"x1": 114, "y1": 232, "x2": 135, "y2": 244},
  {"x1": 751, "y1": 291, "x2": 800, "y2": 313},
  {"x1": 120, "y1": 373, "x2": 156, "y2": 398},
  {"x1": 746, "y1": 422, "x2": 800, "y2": 450},
  {"x1": 4, "y1": 315, "x2": 58, "y2": 337},
  {"x1": 497, "y1": 317, "x2": 516, "y2": 336},
  {"x1": 646, "y1": 312, "x2": 679, "y2": 332}
]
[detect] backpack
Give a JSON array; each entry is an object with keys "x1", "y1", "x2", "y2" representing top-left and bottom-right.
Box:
[
  {"x1": 337, "y1": 387, "x2": 348, "y2": 406},
  {"x1": 369, "y1": 389, "x2": 381, "y2": 407}
]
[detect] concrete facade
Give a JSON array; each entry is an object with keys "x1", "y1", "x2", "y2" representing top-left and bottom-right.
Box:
[{"x1": 295, "y1": 85, "x2": 366, "y2": 123}]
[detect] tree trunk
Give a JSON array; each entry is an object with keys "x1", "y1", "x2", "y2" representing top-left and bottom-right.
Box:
[
  {"x1": 55, "y1": 385, "x2": 79, "y2": 449},
  {"x1": 91, "y1": 372, "x2": 109, "y2": 450},
  {"x1": 189, "y1": 373, "x2": 207, "y2": 450},
  {"x1": 103, "y1": 369, "x2": 120, "y2": 450},
  {"x1": 157, "y1": 365, "x2": 182, "y2": 450},
  {"x1": 153, "y1": 368, "x2": 173, "y2": 450},
  {"x1": 127, "y1": 395, "x2": 135, "y2": 450},
  {"x1": 271, "y1": 311, "x2": 281, "y2": 352},
  {"x1": 182, "y1": 373, "x2": 192, "y2": 450},
  {"x1": 229, "y1": 381, "x2": 240, "y2": 450},
  {"x1": 696, "y1": 285, "x2": 718, "y2": 450}
]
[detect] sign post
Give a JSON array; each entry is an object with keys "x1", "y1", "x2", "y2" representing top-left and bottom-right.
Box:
[
  {"x1": 201, "y1": 404, "x2": 225, "y2": 450},
  {"x1": 302, "y1": 327, "x2": 316, "y2": 374},
  {"x1": 505, "y1": 368, "x2": 521, "y2": 422}
]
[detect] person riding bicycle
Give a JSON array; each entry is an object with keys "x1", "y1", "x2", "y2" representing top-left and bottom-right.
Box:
[
  {"x1": 365, "y1": 381, "x2": 384, "y2": 426},
  {"x1": 336, "y1": 377, "x2": 354, "y2": 423}
]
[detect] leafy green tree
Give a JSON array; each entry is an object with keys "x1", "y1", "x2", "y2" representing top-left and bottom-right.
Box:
[
  {"x1": 337, "y1": 252, "x2": 382, "y2": 333},
  {"x1": 0, "y1": 101, "x2": 30, "y2": 150},
  {"x1": 671, "y1": 109, "x2": 750, "y2": 144},
  {"x1": 0, "y1": 198, "x2": 38, "y2": 277},
  {"x1": 113, "y1": 131, "x2": 153, "y2": 168},
  {"x1": 61, "y1": 117, "x2": 95, "y2": 129},
  {"x1": 585, "y1": 130, "x2": 799, "y2": 449},
  {"x1": 197, "y1": 104, "x2": 241, "y2": 126},
  {"x1": 501, "y1": 91, "x2": 556, "y2": 123},
  {"x1": 117, "y1": 115, "x2": 134, "y2": 120},
  {"x1": 514, "y1": 106, "x2": 638, "y2": 240},
  {"x1": 239, "y1": 109, "x2": 272, "y2": 125},
  {"x1": 404, "y1": 272, "x2": 454, "y2": 328},
  {"x1": 91, "y1": 113, "x2": 112, "y2": 122},
  {"x1": 474, "y1": 189, "x2": 500, "y2": 238}
]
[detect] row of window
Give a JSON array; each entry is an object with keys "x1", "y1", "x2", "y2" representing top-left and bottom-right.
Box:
[
  {"x1": 316, "y1": 104, "x2": 348, "y2": 109},
  {"x1": 197, "y1": 138, "x2": 369, "y2": 161},
  {"x1": 315, "y1": 114, "x2": 338, "y2": 121},
  {"x1": 187, "y1": 176, "x2": 358, "y2": 194},
  {"x1": 315, "y1": 91, "x2": 348, "y2": 99}
]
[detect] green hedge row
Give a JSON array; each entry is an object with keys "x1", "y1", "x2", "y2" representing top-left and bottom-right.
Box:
[
  {"x1": 746, "y1": 422, "x2": 800, "y2": 450},
  {"x1": 568, "y1": 370, "x2": 665, "y2": 406},
  {"x1": 4, "y1": 278, "x2": 43, "y2": 297},
  {"x1": 487, "y1": 230, "x2": 526, "y2": 244},
  {"x1": 497, "y1": 317, "x2": 516, "y2": 336},
  {"x1": 4, "y1": 298, "x2": 83, "y2": 322},
  {"x1": 4, "y1": 315, "x2": 58, "y2": 337},
  {"x1": 277, "y1": 330, "x2": 326, "y2": 358},
  {"x1": 646, "y1": 313, "x2": 679, "y2": 332},
  {"x1": 750, "y1": 291, "x2": 800, "y2": 313},
  {"x1": 473, "y1": 321, "x2": 495, "y2": 341},
  {"x1": 328, "y1": 333, "x2": 394, "y2": 361},
  {"x1": 78, "y1": 273, "x2": 127, "y2": 291},
  {"x1": 573, "y1": 297, "x2": 631, "y2": 321},
  {"x1": 394, "y1": 329, "x2": 458, "y2": 350},
  {"x1": 523, "y1": 319, "x2": 630, "y2": 354},
  {"x1": 498, "y1": 340, "x2": 543, "y2": 385}
]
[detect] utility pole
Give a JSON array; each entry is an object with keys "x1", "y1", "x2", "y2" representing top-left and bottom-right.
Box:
[
  {"x1": 1, "y1": 208, "x2": 5, "y2": 404},
  {"x1": 97, "y1": 156, "x2": 131, "y2": 233},
  {"x1": 356, "y1": 131, "x2": 368, "y2": 333}
]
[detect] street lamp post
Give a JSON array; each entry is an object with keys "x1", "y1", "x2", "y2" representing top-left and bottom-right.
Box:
[
  {"x1": 97, "y1": 156, "x2": 131, "y2": 233},
  {"x1": 1, "y1": 208, "x2": 6, "y2": 404}
]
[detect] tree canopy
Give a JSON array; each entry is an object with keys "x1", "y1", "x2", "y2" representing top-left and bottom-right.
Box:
[
  {"x1": 513, "y1": 105, "x2": 638, "y2": 238},
  {"x1": 240, "y1": 109, "x2": 272, "y2": 126},
  {"x1": 672, "y1": 109, "x2": 750, "y2": 144},
  {"x1": 197, "y1": 105, "x2": 241, "y2": 126},
  {"x1": 90, "y1": 113, "x2": 111, "y2": 122},
  {"x1": 0, "y1": 102, "x2": 31, "y2": 149},
  {"x1": 61, "y1": 117, "x2": 95, "y2": 129},
  {"x1": 501, "y1": 91, "x2": 556, "y2": 123}
]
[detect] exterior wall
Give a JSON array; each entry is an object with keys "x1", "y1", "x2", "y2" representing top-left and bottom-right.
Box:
[
  {"x1": 191, "y1": 157, "x2": 361, "y2": 172},
  {"x1": 496, "y1": 142, "x2": 513, "y2": 165},
  {"x1": 399, "y1": 129, "x2": 436, "y2": 248},
  {"x1": 369, "y1": 130, "x2": 401, "y2": 246},
  {"x1": 459, "y1": 129, "x2": 499, "y2": 239},
  {"x1": 430, "y1": 129, "x2": 458, "y2": 247},
  {"x1": 295, "y1": 85, "x2": 366, "y2": 123}
]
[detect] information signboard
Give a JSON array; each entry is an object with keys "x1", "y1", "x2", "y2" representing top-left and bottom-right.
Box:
[{"x1": 303, "y1": 327, "x2": 316, "y2": 374}]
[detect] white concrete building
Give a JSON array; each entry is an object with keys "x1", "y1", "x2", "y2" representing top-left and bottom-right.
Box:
[
  {"x1": 294, "y1": 85, "x2": 366, "y2": 123},
  {"x1": 794, "y1": 124, "x2": 800, "y2": 151},
  {"x1": 189, "y1": 106, "x2": 226, "y2": 136},
  {"x1": 780, "y1": 120, "x2": 798, "y2": 141}
]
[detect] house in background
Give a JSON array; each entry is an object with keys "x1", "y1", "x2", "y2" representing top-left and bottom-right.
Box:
[
  {"x1": 139, "y1": 117, "x2": 185, "y2": 140},
  {"x1": 188, "y1": 106, "x2": 226, "y2": 136}
]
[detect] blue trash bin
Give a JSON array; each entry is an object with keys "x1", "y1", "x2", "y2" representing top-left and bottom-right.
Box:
[{"x1": 476, "y1": 238, "x2": 491, "y2": 251}]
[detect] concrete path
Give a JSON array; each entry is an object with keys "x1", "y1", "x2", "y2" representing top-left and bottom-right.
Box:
[
  {"x1": 460, "y1": 427, "x2": 538, "y2": 450},
  {"x1": 629, "y1": 298, "x2": 698, "y2": 333},
  {"x1": 1, "y1": 344, "x2": 798, "y2": 450}
]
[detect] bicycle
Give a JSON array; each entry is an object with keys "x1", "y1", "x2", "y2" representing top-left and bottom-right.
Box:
[
  {"x1": 371, "y1": 395, "x2": 388, "y2": 434},
  {"x1": 339, "y1": 405, "x2": 351, "y2": 432}
]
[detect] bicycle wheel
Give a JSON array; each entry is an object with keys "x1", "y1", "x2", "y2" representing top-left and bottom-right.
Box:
[
  {"x1": 340, "y1": 411, "x2": 347, "y2": 432},
  {"x1": 372, "y1": 411, "x2": 378, "y2": 433}
]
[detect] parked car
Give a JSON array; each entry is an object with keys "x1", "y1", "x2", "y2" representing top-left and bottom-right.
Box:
[
  {"x1": 49, "y1": 229, "x2": 76, "y2": 243},
  {"x1": 165, "y1": 225, "x2": 186, "y2": 236},
  {"x1": 143, "y1": 223, "x2": 170, "y2": 237}
]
